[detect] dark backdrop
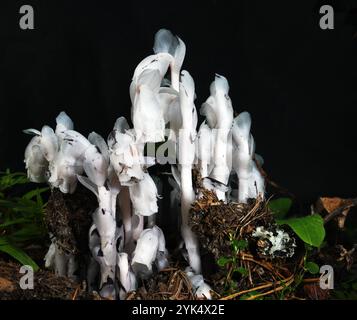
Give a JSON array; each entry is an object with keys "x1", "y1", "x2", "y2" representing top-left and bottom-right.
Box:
[{"x1": 0, "y1": 0, "x2": 356, "y2": 203}]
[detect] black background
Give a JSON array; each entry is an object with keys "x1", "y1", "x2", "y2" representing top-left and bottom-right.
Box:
[{"x1": 0, "y1": 0, "x2": 356, "y2": 204}]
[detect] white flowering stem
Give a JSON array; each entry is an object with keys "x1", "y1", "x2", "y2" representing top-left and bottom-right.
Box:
[{"x1": 178, "y1": 70, "x2": 201, "y2": 274}]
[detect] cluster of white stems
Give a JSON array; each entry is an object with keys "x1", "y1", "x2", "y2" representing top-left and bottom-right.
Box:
[{"x1": 24, "y1": 29, "x2": 265, "y2": 300}]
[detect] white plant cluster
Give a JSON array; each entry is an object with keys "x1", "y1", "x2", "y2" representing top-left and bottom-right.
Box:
[{"x1": 23, "y1": 29, "x2": 265, "y2": 300}]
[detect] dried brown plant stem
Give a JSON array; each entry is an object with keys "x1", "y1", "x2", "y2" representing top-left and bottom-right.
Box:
[{"x1": 220, "y1": 274, "x2": 294, "y2": 300}]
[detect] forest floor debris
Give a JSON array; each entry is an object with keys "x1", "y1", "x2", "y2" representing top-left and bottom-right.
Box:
[{"x1": 1, "y1": 178, "x2": 356, "y2": 300}]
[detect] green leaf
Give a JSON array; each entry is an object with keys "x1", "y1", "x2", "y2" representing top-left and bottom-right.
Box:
[
  {"x1": 231, "y1": 239, "x2": 248, "y2": 252},
  {"x1": 352, "y1": 282, "x2": 357, "y2": 291},
  {"x1": 234, "y1": 267, "x2": 249, "y2": 276},
  {"x1": 0, "y1": 238, "x2": 39, "y2": 271},
  {"x1": 217, "y1": 257, "x2": 232, "y2": 267},
  {"x1": 305, "y1": 261, "x2": 319, "y2": 274},
  {"x1": 8, "y1": 224, "x2": 45, "y2": 245},
  {"x1": 0, "y1": 217, "x2": 29, "y2": 228},
  {"x1": 0, "y1": 171, "x2": 28, "y2": 191},
  {"x1": 269, "y1": 197, "x2": 292, "y2": 219},
  {"x1": 277, "y1": 214, "x2": 325, "y2": 247},
  {"x1": 22, "y1": 187, "x2": 49, "y2": 201}
]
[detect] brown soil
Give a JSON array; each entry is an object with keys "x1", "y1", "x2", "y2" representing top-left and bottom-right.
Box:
[
  {"x1": 45, "y1": 184, "x2": 97, "y2": 256},
  {"x1": 128, "y1": 267, "x2": 196, "y2": 300},
  {"x1": 188, "y1": 174, "x2": 305, "y2": 299},
  {"x1": 2, "y1": 172, "x2": 349, "y2": 300},
  {"x1": 0, "y1": 260, "x2": 95, "y2": 300},
  {"x1": 190, "y1": 189, "x2": 273, "y2": 260}
]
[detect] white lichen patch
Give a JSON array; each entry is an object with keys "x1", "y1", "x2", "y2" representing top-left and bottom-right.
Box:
[{"x1": 252, "y1": 226, "x2": 296, "y2": 258}]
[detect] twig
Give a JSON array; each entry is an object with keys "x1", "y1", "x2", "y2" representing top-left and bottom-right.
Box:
[
  {"x1": 303, "y1": 278, "x2": 320, "y2": 283},
  {"x1": 220, "y1": 275, "x2": 294, "y2": 300},
  {"x1": 219, "y1": 282, "x2": 273, "y2": 300},
  {"x1": 323, "y1": 197, "x2": 357, "y2": 224},
  {"x1": 71, "y1": 284, "x2": 80, "y2": 300},
  {"x1": 126, "y1": 291, "x2": 136, "y2": 300},
  {"x1": 240, "y1": 254, "x2": 286, "y2": 279},
  {"x1": 246, "y1": 276, "x2": 295, "y2": 300}
]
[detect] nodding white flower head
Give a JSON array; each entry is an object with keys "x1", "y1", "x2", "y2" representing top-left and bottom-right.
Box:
[
  {"x1": 47, "y1": 129, "x2": 91, "y2": 193},
  {"x1": 38, "y1": 126, "x2": 59, "y2": 162},
  {"x1": 24, "y1": 135, "x2": 49, "y2": 183},
  {"x1": 232, "y1": 112, "x2": 265, "y2": 202},
  {"x1": 130, "y1": 29, "x2": 187, "y2": 144},
  {"x1": 199, "y1": 74, "x2": 233, "y2": 196},
  {"x1": 128, "y1": 172, "x2": 159, "y2": 216},
  {"x1": 23, "y1": 124, "x2": 59, "y2": 182},
  {"x1": 55, "y1": 111, "x2": 74, "y2": 140},
  {"x1": 131, "y1": 226, "x2": 165, "y2": 279},
  {"x1": 24, "y1": 111, "x2": 75, "y2": 185},
  {"x1": 83, "y1": 132, "x2": 110, "y2": 187},
  {"x1": 108, "y1": 117, "x2": 146, "y2": 185},
  {"x1": 185, "y1": 267, "x2": 212, "y2": 300},
  {"x1": 153, "y1": 28, "x2": 186, "y2": 91},
  {"x1": 200, "y1": 74, "x2": 233, "y2": 130},
  {"x1": 132, "y1": 83, "x2": 166, "y2": 143},
  {"x1": 155, "y1": 226, "x2": 169, "y2": 271}
]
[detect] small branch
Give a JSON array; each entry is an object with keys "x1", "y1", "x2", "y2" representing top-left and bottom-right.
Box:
[
  {"x1": 220, "y1": 275, "x2": 294, "y2": 300},
  {"x1": 219, "y1": 282, "x2": 274, "y2": 300},
  {"x1": 303, "y1": 278, "x2": 320, "y2": 283},
  {"x1": 323, "y1": 197, "x2": 357, "y2": 224},
  {"x1": 246, "y1": 276, "x2": 295, "y2": 300},
  {"x1": 71, "y1": 284, "x2": 80, "y2": 300}
]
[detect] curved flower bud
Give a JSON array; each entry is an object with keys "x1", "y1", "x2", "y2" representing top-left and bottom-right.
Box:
[
  {"x1": 232, "y1": 112, "x2": 265, "y2": 203},
  {"x1": 131, "y1": 227, "x2": 160, "y2": 279},
  {"x1": 133, "y1": 83, "x2": 165, "y2": 143},
  {"x1": 153, "y1": 28, "x2": 186, "y2": 91},
  {"x1": 109, "y1": 125, "x2": 145, "y2": 185},
  {"x1": 185, "y1": 267, "x2": 212, "y2": 300},
  {"x1": 201, "y1": 75, "x2": 233, "y2": 192},
  {"x1": 128, "y1": 172, "x2": 158, "y2": 216},
  {"x1": 24, "y1": 136, "x2": 48, "y2": 183},
  {"x1": 55, "y1": 111, "x2": 74, "y2": 140}
]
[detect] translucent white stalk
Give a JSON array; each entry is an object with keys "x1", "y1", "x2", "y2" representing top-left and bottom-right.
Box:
[
  {"x1": 196, "y1": 121, "x2": 212, "y2": 178},
  {"x1": 117, "y1": 252, "x2": 137, "y2": 300},
  {"x1": 131, "y1": 214, "x2": 144, "y2": 242},
  {"x1": 118, "y1": 186, "x2": 132, "y2": 246},
  {"x1": 178, "y1": 70, "x2": 201, "y2": 274},
  {"x1": 77, "y1": 133, "x2": 121, "y2": 297}
]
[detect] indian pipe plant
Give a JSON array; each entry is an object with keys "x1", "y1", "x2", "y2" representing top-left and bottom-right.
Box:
[{"x1": 22, "y1": 28, "x2": 310, "y2": 300}]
